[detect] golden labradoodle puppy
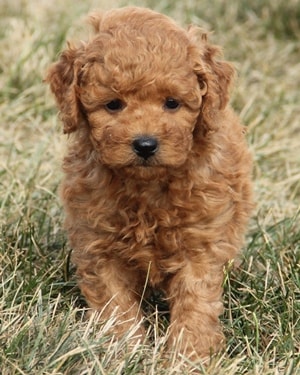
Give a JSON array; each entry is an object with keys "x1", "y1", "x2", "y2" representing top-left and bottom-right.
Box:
[{"x1": 47, "y1": 7, "x2": 253, "y2": 359}]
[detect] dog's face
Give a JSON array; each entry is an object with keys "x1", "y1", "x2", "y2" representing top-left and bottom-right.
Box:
[
  {"x1": 47, "y1": 7, "x2": 234, "y2": 178},
  {"x1": 78, "y1": 49, "x2": 204, "y2": 174}
]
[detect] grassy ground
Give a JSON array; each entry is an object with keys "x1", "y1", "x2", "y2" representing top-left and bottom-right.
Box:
[{"x1": 0, "y1": 0, "x2": 299, "y2": 373}]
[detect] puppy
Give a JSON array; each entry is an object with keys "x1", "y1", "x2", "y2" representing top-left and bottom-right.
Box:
[{"x1": 46, "y1": 7, "x2": 253, "y2": 359}]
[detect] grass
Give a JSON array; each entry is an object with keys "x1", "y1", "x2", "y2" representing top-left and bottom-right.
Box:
[{"x1": 0, "y1": 0, "x2": 299, "y2": 373}]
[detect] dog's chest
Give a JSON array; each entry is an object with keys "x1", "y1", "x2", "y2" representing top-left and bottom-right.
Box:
[{"x1": 115, "y1": 201, "x2": 186, "y2": 284}]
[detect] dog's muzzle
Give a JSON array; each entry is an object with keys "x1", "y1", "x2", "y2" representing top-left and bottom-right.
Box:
[{"x1": 132, "y1": 136, "x2": 159, "y2": 160}]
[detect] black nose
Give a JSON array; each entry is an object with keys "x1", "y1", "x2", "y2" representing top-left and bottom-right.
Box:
[{"x1": 132, "y1": 136, "x2": 158, "y2": 160}]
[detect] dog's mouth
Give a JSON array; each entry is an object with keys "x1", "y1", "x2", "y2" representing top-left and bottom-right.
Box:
[
  {"x1": 135, "y1": 156, "x2": 158, "y2": 167},
  {"x1": 121, "y1": 164, "x2": 168, "y2": 180}
]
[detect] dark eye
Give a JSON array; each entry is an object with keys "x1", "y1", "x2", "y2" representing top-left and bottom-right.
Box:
[
  {"x1": 105, "y1": 99, "x2": 124, "y2": 112},
  {"x1": 164, "y1": 97, "x2": 181, "y2": 111}
]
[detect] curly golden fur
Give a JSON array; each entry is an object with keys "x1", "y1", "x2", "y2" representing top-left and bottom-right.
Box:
[{"x1": 46, "y1": 7, "x2": 253, "y2": 360}]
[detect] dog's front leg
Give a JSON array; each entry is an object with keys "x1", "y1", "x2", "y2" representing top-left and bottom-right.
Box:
[
  {"x1": 166, "y1": 263, "x2": 225, "y2": 360},
  {"x1": 75, "y1": 258, "x2": 145, "y2": 341}
]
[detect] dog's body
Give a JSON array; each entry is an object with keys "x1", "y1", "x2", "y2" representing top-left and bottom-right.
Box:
[{"x1": 47, "y1": 7, "x2": 253, "y2": 359}]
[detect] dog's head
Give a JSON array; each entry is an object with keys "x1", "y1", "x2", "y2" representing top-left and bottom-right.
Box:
[{"x1": 46, "y1": 7, "x2": 234, "y2": 177}]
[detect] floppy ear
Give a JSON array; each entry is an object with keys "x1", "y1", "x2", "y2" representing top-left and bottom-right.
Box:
[
  {"x1": 188, "y1": 27, "x2": 235, "y2": 131},
  {"x1": 46, "y1": 45, "x2": 84, "y2": 134}
]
